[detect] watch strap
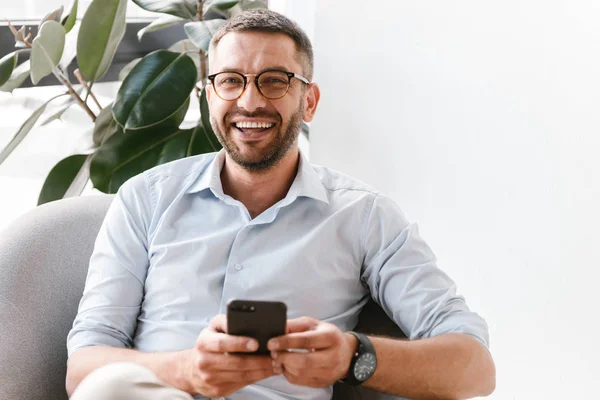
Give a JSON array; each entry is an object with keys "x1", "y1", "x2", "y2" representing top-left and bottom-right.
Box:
[{"x1": 340, "y1": 331, "x2": 377, "y2": 386}]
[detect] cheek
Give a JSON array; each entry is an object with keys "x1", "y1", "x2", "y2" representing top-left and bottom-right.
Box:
[{"x1": 208, "y1": 101, "x2": 230, "y2": 124}]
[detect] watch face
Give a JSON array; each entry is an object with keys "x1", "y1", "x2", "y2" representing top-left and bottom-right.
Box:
[{"x1": 353, "y1": 353, "x2": 377, "y2": 381}]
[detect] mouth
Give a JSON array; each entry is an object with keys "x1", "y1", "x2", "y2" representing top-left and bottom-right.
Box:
[{"x1": 231, "y1": 120, "x2": 277, "y2": 141}]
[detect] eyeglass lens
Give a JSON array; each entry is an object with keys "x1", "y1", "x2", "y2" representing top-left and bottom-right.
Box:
[{"x1": 213, "y1": 71, "x2": 290, "y2": 100}]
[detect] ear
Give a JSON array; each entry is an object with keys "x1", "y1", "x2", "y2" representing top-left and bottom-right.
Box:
[
  {"x1": 302, "y1": 83, "x2": 320, "y2": 123},
  {"x1": 206, "y1": 83, "x2": 213, "y2": 102}
]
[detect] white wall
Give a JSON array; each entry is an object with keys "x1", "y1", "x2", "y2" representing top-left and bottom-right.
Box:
[{"x1": 284, "y1": 0, "x2": 600, "y2": 398}]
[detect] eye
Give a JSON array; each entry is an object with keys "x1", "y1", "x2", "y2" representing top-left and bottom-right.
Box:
[
  {"x1": 263, "y1": 77, "x2": 287, "y2": 85},
  {"x1": 220, "y1": 77, "x2": 243, "y2": 85}
]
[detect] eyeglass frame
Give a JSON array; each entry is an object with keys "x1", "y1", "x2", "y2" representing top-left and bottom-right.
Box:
[{"x1": 207, "y1": 69, "x2": 311, "y2": 101}]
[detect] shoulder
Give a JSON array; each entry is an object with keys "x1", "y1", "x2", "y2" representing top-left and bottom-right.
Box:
[
  {"x1": 311, "y1": 163, "x2": 380, "y2": 196},
  {"x1": 127, "y1": 152, "x2": 218, "y2": 197},
  {"x1": 117, "y1": 152, "x2": 217, "y2": 202},
  {"x1": 310, "y1": 163, "x2": 408, "y2": 223},
  {"x1": 143, "y1": 152, "x2": 217, "y2": 184}
]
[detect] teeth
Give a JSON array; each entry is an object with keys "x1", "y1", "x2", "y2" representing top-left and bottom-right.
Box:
[{"x1": 235, "y1": 121, "x2": 275, "y2": 129}]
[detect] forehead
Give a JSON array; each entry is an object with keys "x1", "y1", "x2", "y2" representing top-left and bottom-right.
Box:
[{"x1": 210, "y1": 31, "x2": 301, "y2": 73}]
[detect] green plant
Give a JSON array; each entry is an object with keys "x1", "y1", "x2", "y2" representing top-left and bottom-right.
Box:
[{"x1": 0, "y1": 0, "x2": 267, "y2": 204}]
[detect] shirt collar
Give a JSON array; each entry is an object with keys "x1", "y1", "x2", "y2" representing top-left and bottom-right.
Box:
[
  {"x1": 185, "y1": 150, "x2": 226, "y2": 197},
  {"x1": 290, "y1": 150, "x2": 329, "y2": 204},
  {"x1": 186, "y1": 149, "x2": 329, "y2": 205}
]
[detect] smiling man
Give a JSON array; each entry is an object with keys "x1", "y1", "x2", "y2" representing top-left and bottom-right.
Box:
[{"x1": 65, "y1": 9, "x2": 495, "y2": 400}]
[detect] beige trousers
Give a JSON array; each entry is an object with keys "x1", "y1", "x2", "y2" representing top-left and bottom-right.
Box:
[{"x1": 69, "y1": 362, "x2": 197, "y2": 400}]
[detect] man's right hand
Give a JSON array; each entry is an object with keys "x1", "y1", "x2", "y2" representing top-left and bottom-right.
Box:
[{"x1": 181, "y1": 314, "x2": 277, "y2": 398}]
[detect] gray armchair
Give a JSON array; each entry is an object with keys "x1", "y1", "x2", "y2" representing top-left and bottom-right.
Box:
[{"x1": 0, "y1": 194, "x2": 406, "y2": 400}]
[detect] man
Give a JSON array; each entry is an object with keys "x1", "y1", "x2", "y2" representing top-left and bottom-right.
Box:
[{"x1": 66, "y1": 9, "x2": 495, "y2": 400}]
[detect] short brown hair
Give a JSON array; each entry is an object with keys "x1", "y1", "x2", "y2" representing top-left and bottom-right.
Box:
[{"x1": 209, "y1": 8, "x2": 314, "y2": 80}]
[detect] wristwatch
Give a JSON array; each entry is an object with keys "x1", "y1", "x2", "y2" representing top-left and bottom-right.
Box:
[{"x1": 341, "y1": 331, "x2": 377, "y2": 385}]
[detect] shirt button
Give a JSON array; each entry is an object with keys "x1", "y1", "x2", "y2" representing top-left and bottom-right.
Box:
[{"x1": 234, "y1": 264, "x2": 243, "y2": 271}]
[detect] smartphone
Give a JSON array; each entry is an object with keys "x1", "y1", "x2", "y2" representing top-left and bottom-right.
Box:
[{"x1": 226, "y1": 299, "x2": 287, "y2": 355}]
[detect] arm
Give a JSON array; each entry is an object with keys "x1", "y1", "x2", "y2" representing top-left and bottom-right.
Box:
[
  {"x1": 272, "y1": 193, "x2": 495, "y2": 398},
  {"x1": 67, "y1": 316, "x2": 276, "y2": 398},
  {"x1": 65, "y1": 177, "x2": 274, "y2": 397},
  {"x1": 269, "y1": 319, "x2": 494, "y2": 399},
  {"x1": 364, "y1": 333, "x2": 495, "y2": 399}
]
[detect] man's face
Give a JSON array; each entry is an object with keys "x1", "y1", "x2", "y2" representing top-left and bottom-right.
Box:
[{"x1": 207, "y1": 31, "x2": 318, "y2": 172}]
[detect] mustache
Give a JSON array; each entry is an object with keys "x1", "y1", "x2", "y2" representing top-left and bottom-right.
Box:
[{"x1": 224, "y1": 107, "x2": 280, "y2": 122}]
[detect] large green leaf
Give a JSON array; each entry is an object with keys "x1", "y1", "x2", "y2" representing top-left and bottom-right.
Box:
[
  {"x1": 93, "y1": 103, "x2": 123, "y2": 146},
  {"x1": 62, "y1": 0, "x2": 79, "y2": 33},
  {"x1": 91, "y1": 100, "x2": 219, "y2": 194},
  {"x1": 38, "y1": 154, "x2": 91, "y2": 205},
  {"x1": 77, "y1": 0, "x2": 127, "y2": 82},
  {"x1": 0, "y1": 52, "x2": 18, "y2": 86},
  {"x1": 0, "y1": 93, "x2": 68, "y2": 165},
  {"x1": 184, "y1": 19, "x2": 227, "y2": 52},
  {"x1": 39, "y1": 6, "x2": 64, "y2": 27},
  {"x1": 112, "y1": 50, "x2": 197, "y2": 131},
  {"x1": 204, "y1": 0, "x2": 239, "y2": 16},
  {"x1": 137, "y1": 15, "x2": 186, "y2": 42},
  {"x1": 200, "y1": 87, "x2": 220, "y2": 151},
  {"x1": 90, "y1": 123, "x2": 219, "y2": 193},
  {"x1": 168, "y1": 39, "x2": 200, "y2": 68},
  {"x1": 131, "y1": 0, "x2": 197, "y2": 20},
  {"x1": 118, "y1": 58, "x2": 141, "y2": 81},
  {"x1": 0, "y1": 60, "x2": 31, "y2": 93},
  {"x1": 30, "y1": 21, "x2": 66, "y2": 85},
  {"x1": 207, "y1": 0, "x2": 239, "y2": 10},
  {"x1": 229, "y1": 0, "x2": 266, "y2": 17}
]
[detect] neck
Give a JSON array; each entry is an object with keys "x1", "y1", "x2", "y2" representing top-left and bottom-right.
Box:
[{"x1": 220, "y1": 148, "x2": 300, "y2": 219}]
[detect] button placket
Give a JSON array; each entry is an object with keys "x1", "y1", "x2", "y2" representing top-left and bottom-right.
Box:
[{"x1": 219, "y1": 224, "x2": 252, "y2": 313}]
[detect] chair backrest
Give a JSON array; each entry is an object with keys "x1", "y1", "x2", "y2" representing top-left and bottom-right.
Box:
[
  {"x1": 0, "y1": 194, "x2": 406, "y2": 400},
  {"x1": 0, "y1": 195, "x2": 114, "y2": 400}
]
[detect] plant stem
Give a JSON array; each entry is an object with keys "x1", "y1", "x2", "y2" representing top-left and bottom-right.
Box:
[
  {"x1": 55, "y1": 71, "x2": 96, "y2": 122},
  {"x1": 74, "y1": 69, "x2": 102, "y2": 111},
  {"x1": 197, "y1": 0, "x2": 208, "y2": 88},
  {"x1": 197, "y1": 0, "x2": 204, "y2": 21}
]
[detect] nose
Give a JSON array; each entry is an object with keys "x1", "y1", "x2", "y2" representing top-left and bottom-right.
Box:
[{"x1": 236, "y1": 78, "x2": 267, "y2": 111}]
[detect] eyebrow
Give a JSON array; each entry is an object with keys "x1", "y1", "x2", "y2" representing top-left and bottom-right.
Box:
[{"x1": 216, "y1": 66, "x2": 293, "y2": 74}]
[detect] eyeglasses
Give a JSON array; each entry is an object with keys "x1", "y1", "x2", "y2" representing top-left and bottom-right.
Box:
[{"x1": 207, "y1": 69, "x2": 311, "y2": 101}]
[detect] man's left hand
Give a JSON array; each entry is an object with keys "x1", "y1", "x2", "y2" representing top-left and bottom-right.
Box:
[{"x1": 268, "y1": 317, "x2": 358, "y2": 388}]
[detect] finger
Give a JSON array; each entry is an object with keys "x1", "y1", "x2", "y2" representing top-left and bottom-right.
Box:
[
  {"x1": 282, "y1": 367, "x2": 330, "y2": 388},
  {"x1": 196, "y1": 352, "x2": 274, "y2": 372},
  {"x1": 269, "y1": 330, "x2": 335, "y2": 351},
  {"x1": 285, "y1": 317, "x2": 319, "y2": 334},
  {"x1": 209, "y1": 314, "x2": 227, "y2": 333},
  {"x1": 220, "y1": 367, "x2": 278, "y2": 384},
  {"x1": 272, "y1": 348, "x2": 334, "y2": 373},
  {"x1": 197, "y1": 330, "x2": 259, "y2": 353}
]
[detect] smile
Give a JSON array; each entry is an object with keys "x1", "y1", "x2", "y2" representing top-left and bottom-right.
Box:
[{"x1": 234, "y1": 121, "x2": 275, "y2": 129}]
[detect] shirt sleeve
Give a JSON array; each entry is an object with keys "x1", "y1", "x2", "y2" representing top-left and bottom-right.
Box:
[
  {"x1": 66, "y1": 173, "x2": 153, "y2": 357},
  {"x1": 360, "y1": 193, "x2": 490, "y2": 349}
]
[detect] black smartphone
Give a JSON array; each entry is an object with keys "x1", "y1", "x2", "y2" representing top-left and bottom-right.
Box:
[{"x1": 226, "y1": 299, "x2": 287, "y2": 355}]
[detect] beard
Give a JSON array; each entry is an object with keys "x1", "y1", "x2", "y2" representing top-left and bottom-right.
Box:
[{"x1": 210, "y1": 101, "x2": 304, "y2": 172}]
